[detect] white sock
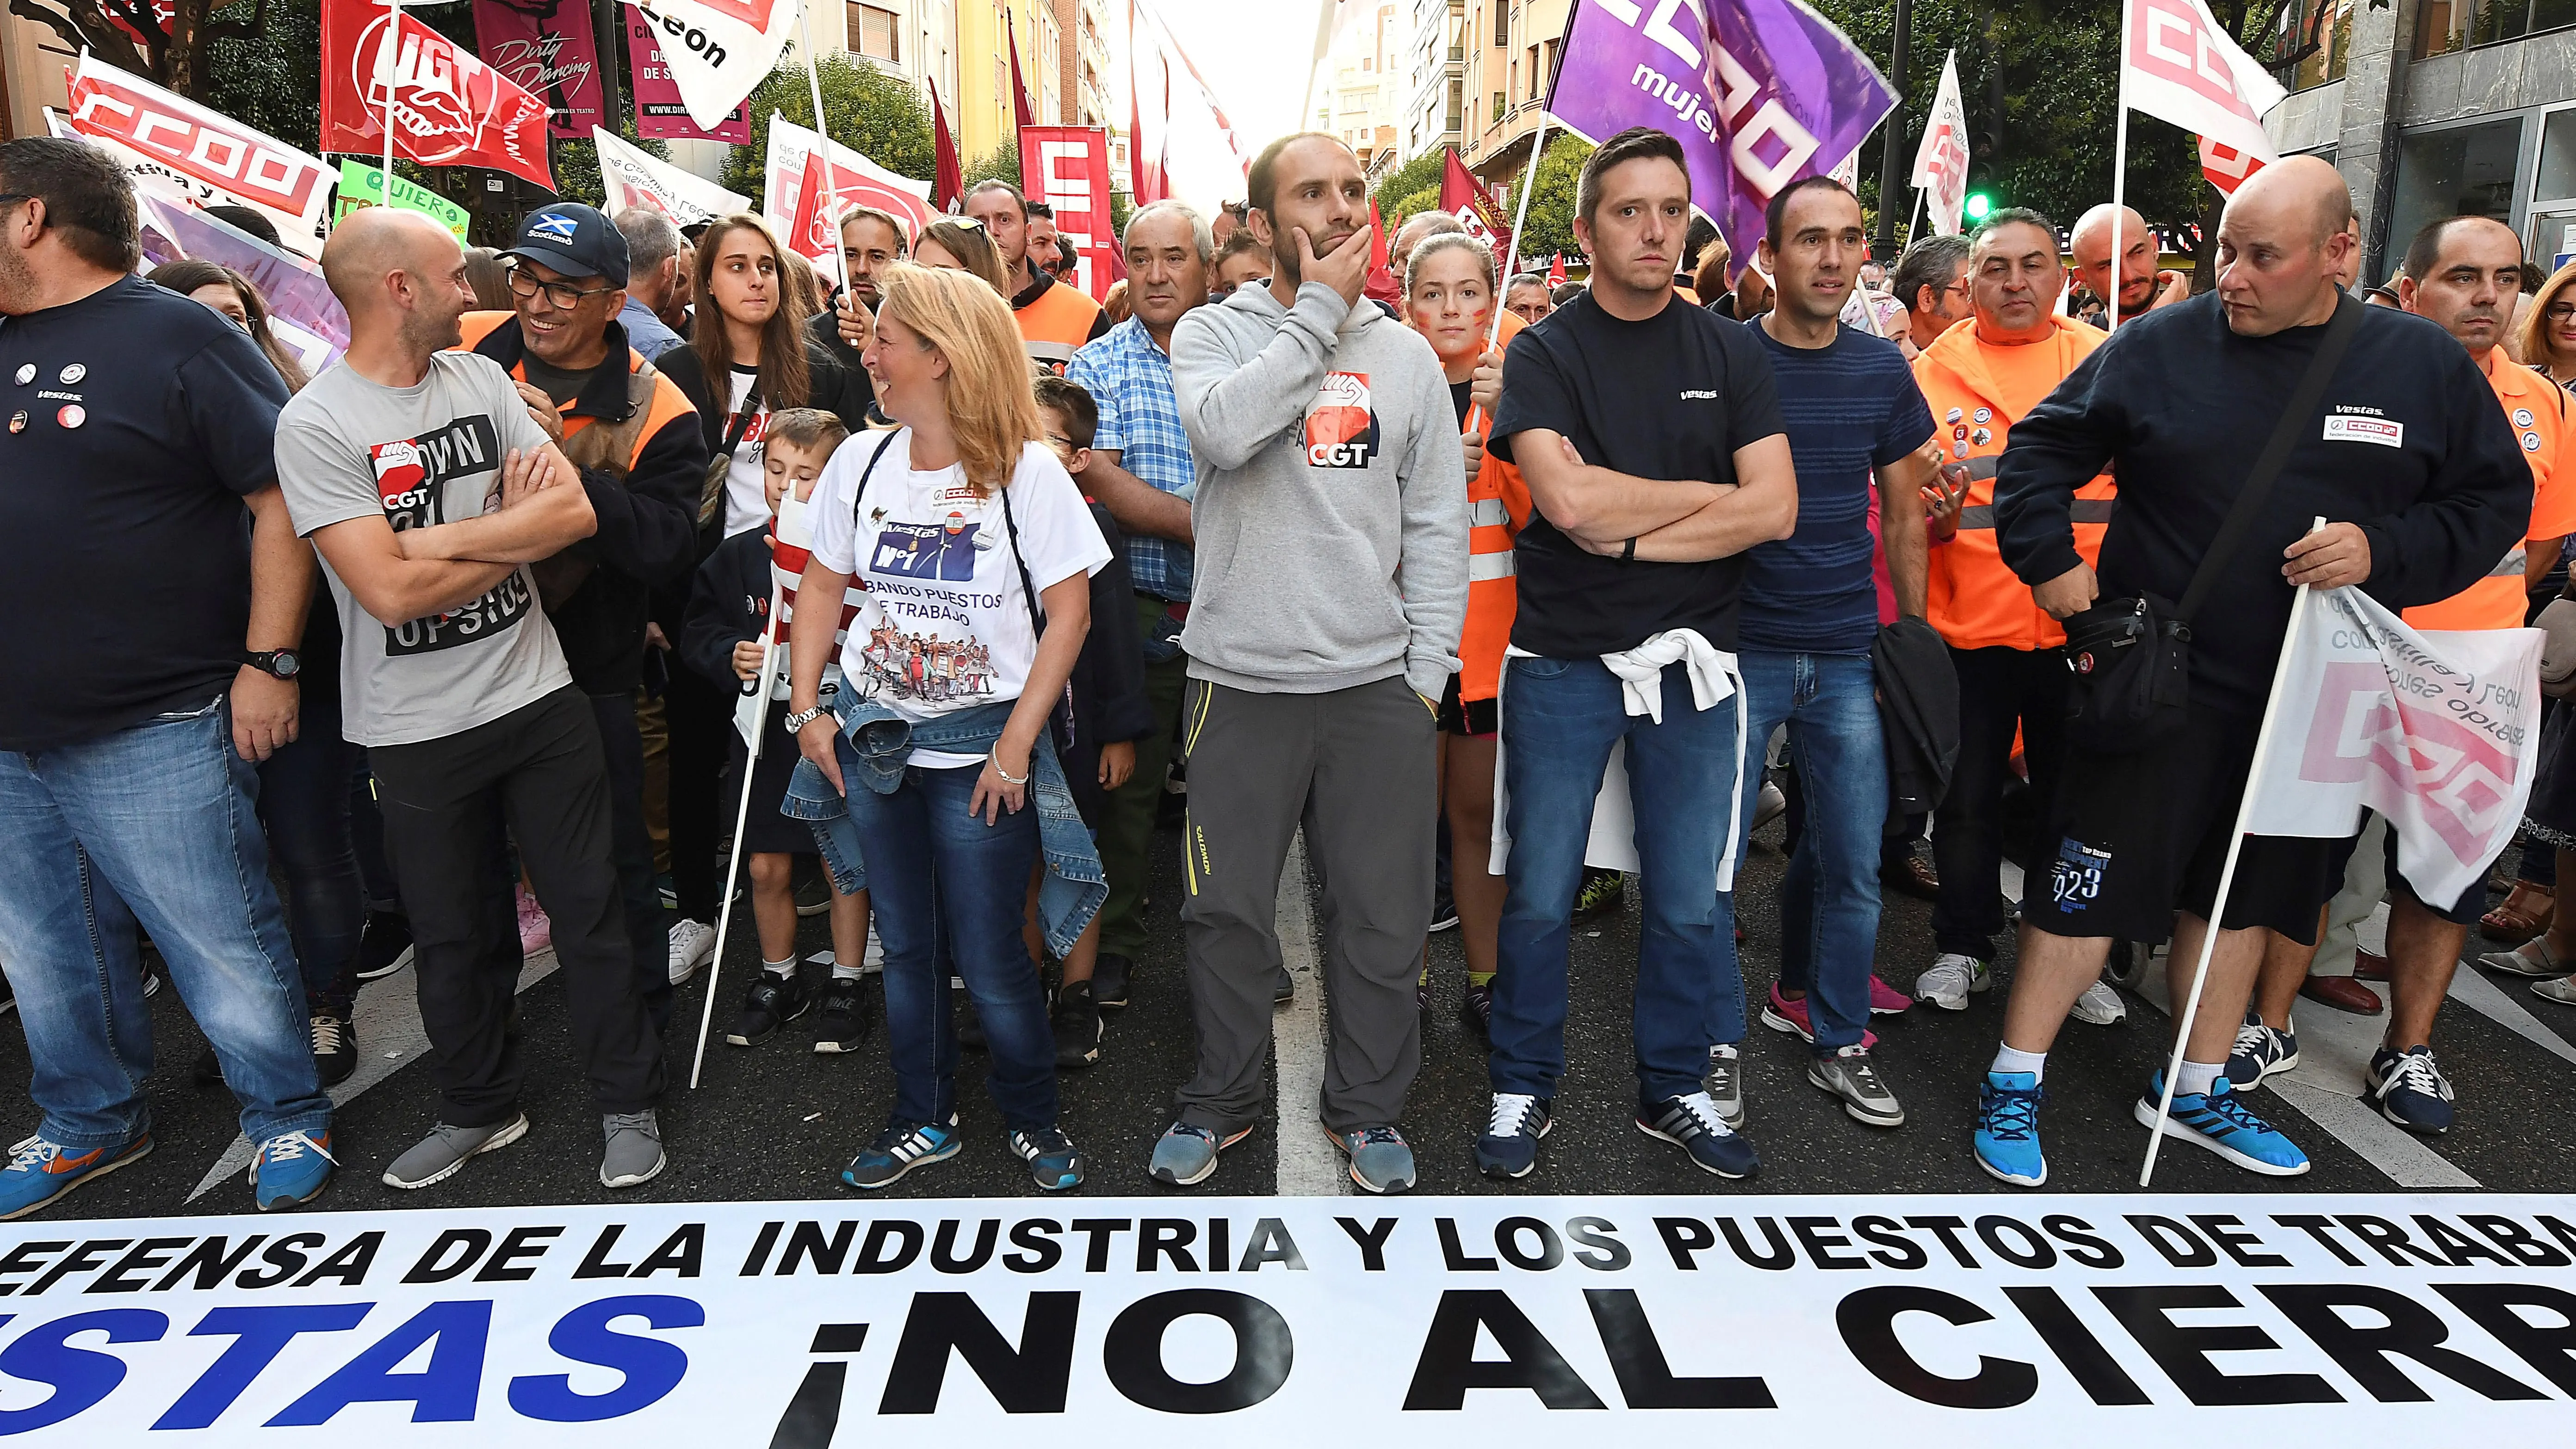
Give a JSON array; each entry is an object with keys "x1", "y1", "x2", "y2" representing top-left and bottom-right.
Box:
[
  {"x1": 832, "y1": 962, "x2": 864, "y2": 981},
  {"x1": 762, "y1": 957, "x2": 796, "y2": 978},
  {"x1": 1991, "y1": 1045, "x2": 2046, "y2": 1081},
  {"x1": 2175, "y1": 1059, "x2": 2225, "y2": 1097}
]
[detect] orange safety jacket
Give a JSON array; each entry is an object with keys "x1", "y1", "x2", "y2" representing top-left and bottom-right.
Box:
[
  {"x1": 1015, "y1": 272, "x2": 1105, "y2": 373},
  {"x1": 1911, "y1": 315, "x2": 2117, "y2": 651},
  {"x1": 1460, "y1": 409, "x2": 1533, "y2": 702},
  {"x1": 2403, "y1": 349, "x2": 2576, "y2": 632}
]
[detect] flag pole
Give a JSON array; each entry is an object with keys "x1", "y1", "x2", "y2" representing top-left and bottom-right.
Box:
[
  {"x1": 382, "y1": 0, "x2": 401, "y2": 207},
  {"x1": 793, "y1": 0, "x2": 851, "y2": 297},
  {"x1": 2107, "y1": 0, "x2": 2132, "y2": 329},
  {"x1": 1459, "y1": 107, "x2": 1553, "y2": 435},
  {"x1": 2139, "y1": 516, "x2": 2328, "y2": 1185},
  {"x1": 1907, "y1": 186, "x2": 1926, "y2": 248},
  {"x1": 690, "y1": 577, "x2": 790, "y2": 1088}
]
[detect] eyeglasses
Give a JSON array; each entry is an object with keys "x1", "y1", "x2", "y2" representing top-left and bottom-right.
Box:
[
  {"x1": 507, "y1": 266, "x2": 615, "y2": 309},
  {"x1": 2548, "y1": 302, "x2": 2576, "y2": 322}
]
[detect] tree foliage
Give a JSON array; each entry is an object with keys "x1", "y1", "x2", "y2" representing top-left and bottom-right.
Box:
[
  {"x1": 1500, "y1": 133, "x2": 1594, "y2": 264},
  {"x1": 719, "y1": 53, "x2": 936, "y2": 198}
]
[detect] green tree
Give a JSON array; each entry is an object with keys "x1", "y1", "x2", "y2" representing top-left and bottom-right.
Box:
[
  {"x1": 1372, "y1": 147, "x2": 1445, "y2": 216},
  {"x1": 963, "y1": 141, "x2": 1020, "y2": 194},
  {"x1": 720, "y1": 53, "x2": 936, "y2": 198},
  {"x1": 1501, "y1": 133, "x2": 1594, "y2": 265},
  {"x1": 1386, "y1": 184, "x2": 1438, "y2": 227},
  {"x1": 201, "y1": 0, "x2": 320, "y2": 152}
]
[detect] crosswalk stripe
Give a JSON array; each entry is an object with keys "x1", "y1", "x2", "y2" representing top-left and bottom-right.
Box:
[{"x1": 1272, "y1": 832, "x2": 1346, "y2": 1196}]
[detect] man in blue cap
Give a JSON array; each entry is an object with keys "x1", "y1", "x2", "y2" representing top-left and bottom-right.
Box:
[{"x1": 458, "y1": 204, "x2": 709, "y2": 1025}]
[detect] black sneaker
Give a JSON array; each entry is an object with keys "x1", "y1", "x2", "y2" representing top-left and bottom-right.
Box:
[
  {"x1": 1273, "y1": 966, "x2": 1295, "y2": 1006},
  {"x1": 193, "y1": 1045, "x2": 224, "y2": 1085},
  {"x1": 1429, "y1": 889, "x2": 1459, "y2": 933},
  {"x1": 1092, "y1": 953, "x2": 1133, "y2": 1011},
  {"x1": 1637, "y1": 1091, "x2": 1760, "y2": 1179},
  {"x1": 1460, "y1": 979, "x2": 1493, "y2": 1035},
  {"x1": 1053, "y1": 978, "x2": 1102, "y2": 1067},
  {"x1": 353, "y1": 910, "x2": 415, "y2": 981},
  {"x1": 725, "y1": 970, "x2": 809, "y2": 1047},
  {"x1": 812, "y1": 975, "x2": 869, "y2": 1053},
  {"x1": 1573, "y1": 867, "x2": 1625, "y2": 922},
  {"x1": 311, "y1": 1012, "x2": 357, "y2": 1087}
]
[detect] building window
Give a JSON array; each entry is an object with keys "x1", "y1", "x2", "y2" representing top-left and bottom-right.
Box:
[
  {"x1": 1445, "y1": 78, "x2": 1463, "y2": 132},
  {"x1": 2417, "y1": 0, "x2": 2576, "y2": 57},
  {"x1": 2536, "y1": 108, "x2": 2576, "y2": 203},
  {"x1": 1495, "y1": 1, "x2": 1507, "y2": 45},
  {"x1": 1526, "y1": 44, "x2": 1538, "y2": 99},
  {"x1": 847, "y1": 2, "x2": 899, "y2": 61},
  {"x1": 2388, "y1": 118, "x2": 2523, "y2": 270}
]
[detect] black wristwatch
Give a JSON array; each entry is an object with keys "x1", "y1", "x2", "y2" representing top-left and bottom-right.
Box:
[{"x1": 239, "y1": 649, "x2": 302, "y2": 681}]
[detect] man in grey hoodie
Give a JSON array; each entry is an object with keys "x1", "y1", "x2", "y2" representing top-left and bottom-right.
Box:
[{"x1": 1150, "y1": 131, "x2": 1469, "y2": 1195}]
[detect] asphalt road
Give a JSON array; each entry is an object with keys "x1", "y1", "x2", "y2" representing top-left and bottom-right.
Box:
[{"x1": 22, "y1": 801, "x2": 2576, "y2": 1222}]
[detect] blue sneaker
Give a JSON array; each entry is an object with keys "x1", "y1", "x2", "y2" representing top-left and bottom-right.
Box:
[
  {"x1": 1636, "y1": 1092, "x2": 1759, "y2": 1179},
  {"x1": 250, "y1": 1129, "x2": 336, "y2": 1211},
  {"x1": 1474, "y1": 1093, "x2": 1552, "y2": 1179},
  {"x1": 2365, "y1": 1045, "x2": 2454, "y2": 1134},
  {"x1": 1148, "y1": 1121, "x2": 1249, "y2": 1187},
  {"x1": 2135, "y1": 1071, "x2": 2310, "y2": 1176},
  {"x1": 0, "y1": 1132, "x2": 153, "y2": 1221},
  {"x1": 841, "y1": 1119, "x2": 960, "y2": 1189},
  {"x1": 2225, "y1": 1012, "x2": 2300, "y2": 1089},
  {"x1": 1009, "y1": 1127, "x2": 1085, "y2": 1190},
  {"x1": 1974, "y1": 1071, "x2": 2047, "y2": 1187},
  {"x1": 1325, "y1": 1123, "x2": 1418, "y2": 1194}
]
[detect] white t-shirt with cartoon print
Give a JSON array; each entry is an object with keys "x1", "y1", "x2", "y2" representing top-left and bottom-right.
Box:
[{"x1": 808, "y1": 431, "x2": 1110, "y2": 766}]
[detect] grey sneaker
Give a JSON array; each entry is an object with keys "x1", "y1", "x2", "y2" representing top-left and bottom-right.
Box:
[
  {"x1": 1808, "y1": 1045, "x2": 1905, "y2": 1127},
  {"x1": 1915, "y1": 953, "x2": 1991, "y2": 1010},
  {"x1": 1325, "y1": 1123, "x2": 1417, "y2": 1194},
  {"x1": 1148, "y1": 1120, "x2": 1248, "y2": 1187},
  {"x1": 600, "y1": 1111, "x2": 666, "y2": 1189},
  {"x1": 1704, "y1": 1042, "x2": 1747, "y2": 1128},
  {"x1": 382, "y1": 1114, "x2": 528, "y2": 1190}
]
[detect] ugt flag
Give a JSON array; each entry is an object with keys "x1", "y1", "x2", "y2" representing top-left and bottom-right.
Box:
[
  {"x1": 322, "y1": 0, "x2": 554, "y2": 189},
  {"x1": 2121, "y1": 0, "x2": 2285, "y2": 195},
  {"x1": 1909, "y1": 49, "x2": 1969, "y2": 237},
  {"x1": 1549, "y1": 0, "x2": 1895, "y2": 258},
  {"x1": 2242, "y1": 587, "x2": 2543, "y2": 908}
]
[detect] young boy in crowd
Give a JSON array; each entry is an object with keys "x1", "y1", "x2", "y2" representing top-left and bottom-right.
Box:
[
  {"x1": 681, "y1": 409, "x2": 876, "y2": 1053},
  {"x1": 1033, "y1": 377, "x2": 1154, "y2": 1067}
]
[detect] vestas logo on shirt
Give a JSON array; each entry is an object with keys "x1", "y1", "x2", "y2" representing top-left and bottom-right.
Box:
[
  {"x1": 1303, "y1": 371, "x2": 1380, "y2": 468},
  {"x1": 369, "y1": 415, "x2": 503, "y2": 529}
]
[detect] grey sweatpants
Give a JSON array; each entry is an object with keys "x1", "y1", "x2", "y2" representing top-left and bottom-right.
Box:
[{"x1": 1176, "y1": 675, "x2": 1435, "y2": 1134}]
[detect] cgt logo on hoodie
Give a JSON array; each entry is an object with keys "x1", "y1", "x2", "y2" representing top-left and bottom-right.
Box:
[{"x1": 1303, "y1": 371, "x2": 1380, "y2": 468}]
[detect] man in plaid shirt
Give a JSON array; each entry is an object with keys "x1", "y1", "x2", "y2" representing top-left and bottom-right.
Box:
[{"x1": 1066, "y1": 201, "x2": 1214, "y2": 1014}]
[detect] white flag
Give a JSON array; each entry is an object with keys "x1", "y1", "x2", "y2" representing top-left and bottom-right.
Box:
[
  {"x1": 2241, "y1": 587, "x2": 2543, "y2": 908},
  {"x1": 59, "y1": 57, "x2": 336, "y2": 253},
  {"x1": 625, "y1": 0, "x2": 797, "y2": 133},
  {"x1": 2121, "y1": 0, "x2": 2285, "y2": 194},
  {"x1": 1908, "y1": 50, "x2": 1970, "y2": 238},
  {"x1": 594, "y1": 126, "x2": 751, "y2": 228},
  {"x1": 761, "y1": 113, "x2": 934, "y2": 246}
]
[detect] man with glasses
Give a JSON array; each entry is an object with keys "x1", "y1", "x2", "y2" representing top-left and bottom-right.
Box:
[
  {"x1": 1891, "y1": 235, "x2": 1973, "y2": 357},
  {"x1": 459, "y1": 204, "x2": 708, "y2": 1026}
]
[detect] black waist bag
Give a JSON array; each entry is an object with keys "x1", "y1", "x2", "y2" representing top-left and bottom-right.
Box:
[{"x1": 2061, "y1": 297, "x2": 2362, "y2": 755}]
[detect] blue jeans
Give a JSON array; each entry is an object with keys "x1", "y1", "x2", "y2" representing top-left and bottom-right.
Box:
[
  {"x1": 1729, "y1": 650, "x2": 1887, "y2": 1053},
  {"x1": 0, "y1": 701, "x2": 330, "y2": 1149},
  {"x1": 1490, "y1": 656, "x2": 1744, "y2": 1108},
  {"x1": 850, "y1": 762, "x2": 1057, "y2": 1132}
]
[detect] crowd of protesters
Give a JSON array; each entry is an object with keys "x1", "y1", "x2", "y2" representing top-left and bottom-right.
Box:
[{"x1": 0, "y1": 117, "x2": 2556, "y2": 1217}]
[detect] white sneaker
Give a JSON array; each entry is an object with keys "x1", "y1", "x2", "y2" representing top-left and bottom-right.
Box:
[
  {"x1": 1752, "y1": 780, "x2": 1788, "y2": 832},
  {"x1": 2070, "y1": 978, "x2": 2129, "y2": 1025},
  {"x1": 862, "y1": 926, "x2": 885, "y2": 974},
  {"x1": 1915, "y1": 953, "x2": 1991, "y2": 1010},
  {"x1": 668, "y1": 919, "x2": 716, "y2": 984}
]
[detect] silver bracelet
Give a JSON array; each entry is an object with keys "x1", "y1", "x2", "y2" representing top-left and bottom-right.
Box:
[{"x1": 989, "y1": 754, "x2": 1030, "y2": 786}]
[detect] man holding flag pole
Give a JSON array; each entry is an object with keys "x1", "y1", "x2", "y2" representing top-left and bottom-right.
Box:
[{"x1": 1983, "y1": 156, "x2": 2528, "y2": 1187}]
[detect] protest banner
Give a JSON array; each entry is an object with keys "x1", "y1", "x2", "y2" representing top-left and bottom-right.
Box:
[
  {"x1": 593, "y1": 126, "x2": 752, "y2": 227},
  {"x1": 1548, "y1": 0, "x2": 1896, "y2": 257},
  {"x1": 322, "y1": 0, "x2": 557, "y2": 190},
  {"x1": 0, "y1": 1192, "x2": 2569, "y2": 1442},
  {"x1": 625, "y1": 6, "x2": 750, "y2": 142},
  {"x1": 133, "y1": 194, "x2": 351, "y2": 375},
  {"x1": 334, "y1": 159, "x2": 473, "y2": 241},
  {"x1": 1021, "y1": 126, "x2": 1115, "y2": 300},
  {"x1": 62, "y1": 56, "x2": 334, "y2": 253},
  {"x1": 626, "y1": 0, "x2": 797, "y2": 134},
  {"x1": 472, "y1": 0, "x2": 607, "y2": 140},
  {"x1": 1439, "y1": 146, "x2": 1511, "y2": 265},
  {"x1": 1909, "y1": 49, "x2": 1969, "y2": 238},
  {"x1": 762, "y1": 113, "x2": 934, "y2": 246}
]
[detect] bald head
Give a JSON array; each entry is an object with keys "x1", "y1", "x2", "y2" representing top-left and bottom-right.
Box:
[
  {"x1": 2214, "y1": 156, "x2": 2356, "y2": 336},
  {"x1": 2070, "y1": 203, "x2": 2161, "y2": 317},
  {"x1": 322, "y1": 207, "x2": 473, "y2": 361}
]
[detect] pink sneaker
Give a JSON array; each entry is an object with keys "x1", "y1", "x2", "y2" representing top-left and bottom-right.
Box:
[
  {"x1": 1868, "y1": 974, "x2": 1912, "y2": 1016},
  {"x1": 1758, "y1": 982, "x2": 1878, "y2": 1048},
  {"x1": 516, "y1": 886, "x2": 552, "y2": 956}
]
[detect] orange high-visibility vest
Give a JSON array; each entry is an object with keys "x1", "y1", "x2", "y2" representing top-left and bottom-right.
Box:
[
  {"x1": 1911, "y1": 314, "x2": 2116, "y2": 651},
  {"x1": 2405, "y1": 349, "x2": 2576, "y2": 632},
  {"x1": 1016, "y1": 278, "x2": 1104, "y2": 373},
  {"x1": 1403, "y1": 308, "x2": 1527, "y2": 700}
]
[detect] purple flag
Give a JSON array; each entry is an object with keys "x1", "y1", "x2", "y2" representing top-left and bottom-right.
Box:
[{"x1": 1549, "y1": 0, "x2": 1896, "y2": 260}]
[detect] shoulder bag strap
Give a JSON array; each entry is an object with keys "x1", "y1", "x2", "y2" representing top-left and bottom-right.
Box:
[
  {"x1": 845, "y1": 430, "x2": 903, "y2": 532},
  {"x1": 996, "y1": 469, "x2": 1078, "y2": 749},
  {"x1": 2176, "y1": 295, "x2": 2365, "y2": 623}
]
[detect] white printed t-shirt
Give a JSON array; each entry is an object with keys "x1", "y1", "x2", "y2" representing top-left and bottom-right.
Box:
[
  {"x1": 807, "y1": 432, "x2": 1110, "y2": 766},
  {"x1": 720, "y1": 363, "x2": 774, "y2": 538}
]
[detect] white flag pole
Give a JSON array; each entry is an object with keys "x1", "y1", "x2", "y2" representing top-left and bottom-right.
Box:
[
  {"x1": 690, "y1": 577, "x2": 790, "y2": 1088},
  {"x1": 382, "y1": 0, "x2": 401, "y2": 207},
  {"x1": 2139, "y1": 515, "x2": 2328, "y2": 1185},
  {"x1": 1907, "y1": 186, "x2": 1926, "y2": 247},
  {"x1": 793, "y1": 0, "x2": 852, "y2": 297},
  {"x1": 2107, "y1": 0, "x2": 2133, "y2": 330},
  {"x1": 1459, "y1": 108, "x2": 1554, "y2": 438}
]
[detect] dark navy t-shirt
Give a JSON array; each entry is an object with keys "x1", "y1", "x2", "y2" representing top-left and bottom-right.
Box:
[
  {"x1": 0, "y1": 276, "x2": 292, "y2": 750},
  {"x1": 1740, "y1": 321, "x2": 1935, "y2": 653}
]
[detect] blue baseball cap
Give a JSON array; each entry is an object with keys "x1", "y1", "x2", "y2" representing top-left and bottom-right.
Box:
[{"x1": 503, "y1": 203, "x2": 630, "y2": 287}]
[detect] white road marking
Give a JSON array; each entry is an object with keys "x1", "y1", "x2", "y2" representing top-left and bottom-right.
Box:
[
  {"x1": 1272, "y1": 831, "x2": 1346, "y2": 1195},
  {"x1": 186, "y1": 948, "x2": 561, "y2": 1202}
]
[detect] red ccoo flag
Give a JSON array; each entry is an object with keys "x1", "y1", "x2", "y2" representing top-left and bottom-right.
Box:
[
  {"x1": 930, "y1": 79, "x2": 963, "y2": 211},
  {"x1": 786, "y1": 148, "x2": 830, "y2": 261}
]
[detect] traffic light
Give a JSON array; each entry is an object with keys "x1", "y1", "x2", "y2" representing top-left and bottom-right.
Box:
[{"x1": 1964, "y1": 192, "x2": 1995, "y2": 223}]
